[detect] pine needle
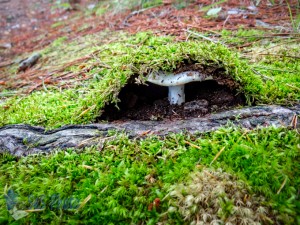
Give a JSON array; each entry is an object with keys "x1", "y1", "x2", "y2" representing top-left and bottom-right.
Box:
[
  {"x1": 76, "y1": 194, "x2": 92, "y2": 212},
  {"x1": 77, "y1": 105, "x2": 96, "y2": 118},
  {"x1": 210, "y1": 147, "x2": 225, "y2": 166},
  {"x1": 82, "y1": 165, "x2": 94, "y2": 170},
  {"x1": 290, "y1": 114, "x2": 298, "y2": 130},
  {"x1": 184, "y1": 140, "x2": 202, "y2": 150},
  {"x1": 277, "y1": 177, "x2": 287, "y2": 194}
]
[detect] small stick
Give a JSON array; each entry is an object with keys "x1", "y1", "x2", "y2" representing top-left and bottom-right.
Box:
[
  {"x1": 172, "y1": 109, "x2": 179, "y2": 116},
  {"x1": 277, "y1": 177, "x2": 287, "y2": 194},
  {"x1": 290, "y1": 114, "x2": 298, "y2": 130},
  {"x1": 139, "y1": 130, "x2": 152, "y2": 136},
  {"x1": 184, "y1": 140, "x2": 201, "y2": 150},
  {"x1": 286, "y1": 83, "x2": 300, "y2": 91},
  {"x1": 184, "y1": 29, "x2": 220, "y2": 44},
  {"x1": 77, "y1": 135, "x2": 114, "y2": 148},
  {"x1": 185, "y1": 32, "x2": 192, "y2": 42},
  {"x1": 223, "y1": 15, "x2": 230, "y2": 28},
  {"x1": 77, "y1": 137, "x2": 99, "y2": 147},
  {"x1": 123, "y1": 6, "x2": 156, "y2": 26},
  {"x1": 42, "y1": 79, "x2": 48, "y2": 92},
  {"x1": 101, "y1": 186, "x2": 108, "y2": 193},
  {"x1": 24, "y1": 209, "x2": 45, "y2": 212},
  {"x1": 252, "y1": 66, "x2": 296, "y2": 73},
  {"x1": 82, "y1": 165, "x2": 95, "y2": 170},
  {"x1": 252, "y1": 69, "x2": 300, "y2": 91},
  {"x1": 77, "y1": 105, "x2": 96, "y2": 118},
  {"x1": 210, "y1": 146, "x2": 225, "y2": 166},
  {"x1": 203, "y1": 169, "x2": 217, "y2": 179},
  {"x1": 0, "y1": 61, "x2": 14, "y2": 68},
  {"x1": 257, "y1": 38, "x2": 300, "y2": 54},
  {"x1": 251, "y1": 69, "x2": 275, "y2": 82},
  {"x1": 258, "y1": 53, "x2": 300, "y2": 59},
  {"x1": 237, "y1": 33, "x2": 300, "y2": 38},
  {"x1": 76, "y1": 194, "x2": 92, "y2": 212}
]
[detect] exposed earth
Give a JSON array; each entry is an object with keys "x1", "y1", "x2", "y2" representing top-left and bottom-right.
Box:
[{"x1": 100, "y1": 79, "x2": 245, "y2": 121}]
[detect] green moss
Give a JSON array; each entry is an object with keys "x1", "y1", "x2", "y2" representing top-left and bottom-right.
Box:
[
  {"x1": 0, "y1": 33, "x2": 259, "y2": 128},
  {"x1": 93, "y1": 0, "x2": 162, "y2": 14},
  {"x1": 51, "y1": 21, "x2": 65, "y2": 29},
  {"x1": 0, "y1": 127, "x2": 299, "y2": 224},
  {"x1": 51, "y1": 36, "x2": 68, "y2": 48},
  {"x1": 220, "y1": 28, "x2": 267, "y2": 45},
  {"x1": 0, "y1": 32, "x2": 299, "y2": 128}
]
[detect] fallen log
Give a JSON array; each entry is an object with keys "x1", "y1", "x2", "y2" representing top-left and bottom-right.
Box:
[{"x1": 0, "y1": 104, "x2": 299, "y2": 157}]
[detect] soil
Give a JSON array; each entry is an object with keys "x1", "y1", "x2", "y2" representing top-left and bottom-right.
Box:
[
  {"x1": 100, "y1": 64, "x2": 245, "y2": 122},
  {"x1": 0, "y1": 0, "x2": 98, "y2": 63}
]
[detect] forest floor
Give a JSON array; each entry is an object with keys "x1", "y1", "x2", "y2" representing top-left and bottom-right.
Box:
[
  {"x1": 1, "y1": 0, "x2": 299, "y2": 92},
  {"x1": 0, "y1": 1, "x2": 299, "y2": 225}
]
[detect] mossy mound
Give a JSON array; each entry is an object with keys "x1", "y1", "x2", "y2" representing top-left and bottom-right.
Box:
[
  {"x1": 165, "y1": 168, "x2": 274, "y2": 224},
  {"x1": 0, "y1": 32, "x2": 299, "y2": 128}
]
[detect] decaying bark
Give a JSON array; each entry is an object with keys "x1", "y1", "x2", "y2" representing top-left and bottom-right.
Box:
[
  {"x1": 18, "y1": 53, "x2": 41, "y2": 72},
  {"x1": 0, "y1": 105, "x2": 298, "y2": 157}
]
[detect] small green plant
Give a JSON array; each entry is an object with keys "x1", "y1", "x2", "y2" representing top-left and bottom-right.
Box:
[
  {"x1": 200, "y1": 0, "x2": 227, "y2": 12},
  {"x1": 51, "y1": 21, "x2": 64, "y2": 29},
  {"x1": 172, "y1": 0, "x2": 194, "y2": 10},
  {"x1": 98, "y1": 0, "x2": 162, "y2": 14},
  {"x1": 51, "y1": 0, "x2": 72, "y2": 11},
  {"x1": 286, "y1": 0, "x2": 300, "y2": 32},
  {"x1": 51, "y1": 36, "x2": 68, "y2": 48}
]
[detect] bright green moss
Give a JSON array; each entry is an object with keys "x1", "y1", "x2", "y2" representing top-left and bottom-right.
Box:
[
  {"x1": 0, "y1": 32, "x2": 299, "y2": 128},
  {"x1": 0, "y1": 127, "x2": 299, "y2": 224}
]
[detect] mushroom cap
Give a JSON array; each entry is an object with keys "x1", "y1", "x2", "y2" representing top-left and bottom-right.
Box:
[{"x1": 147, "y1": 71, "x2": 212, "y2": 86}]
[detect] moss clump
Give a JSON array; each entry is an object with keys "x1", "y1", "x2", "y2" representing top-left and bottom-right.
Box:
[
  {"x1": 164, "y1": 168, "x2": 274, "y2": 225},
  {"x1": 0, "y1": 32, "x2": 265, "y2": 128},
  {"x1": 0, "y1": 32, "x2": 299, "y2": 128},
  {"x1": 0, "y1": 127, "x2": 299, "y2": 224}
]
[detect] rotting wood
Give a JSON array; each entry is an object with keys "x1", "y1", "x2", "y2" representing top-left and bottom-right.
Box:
[
  {"x1": 18, "y1": 53, "x2": 41, "y2": 72},
  {"x1": 0, "y1": 104, "x2": 298, "y2": 157}
]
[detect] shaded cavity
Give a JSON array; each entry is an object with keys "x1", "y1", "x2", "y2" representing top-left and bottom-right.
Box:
[{"x1": 98, "y1": 77, "x2": 246, "y2": 122}]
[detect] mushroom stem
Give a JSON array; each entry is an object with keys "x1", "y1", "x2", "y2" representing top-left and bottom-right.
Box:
[
  {"x1": 147, "y1": 70, "x2": 212, "y2": 105},
  {"x1": 169, "y1": 85, "x2": 185, "y2": 105}
]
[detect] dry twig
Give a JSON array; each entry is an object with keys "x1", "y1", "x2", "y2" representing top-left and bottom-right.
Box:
[
  {"x1": 210, "y1": 146, "x2": 225, "y2": 166},
  {"x1": 184, "y1": 140, "x2": 202, "y2": 150}
]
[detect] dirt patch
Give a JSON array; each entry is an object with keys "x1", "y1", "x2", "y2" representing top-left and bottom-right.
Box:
[{"x1": 99, "y1": 70, "x2": 245, "y2": 121}]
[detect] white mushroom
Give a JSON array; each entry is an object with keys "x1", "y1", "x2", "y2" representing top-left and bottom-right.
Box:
[{"x1": 147, "y1": 71, "x2": 213, "y2": 105}]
